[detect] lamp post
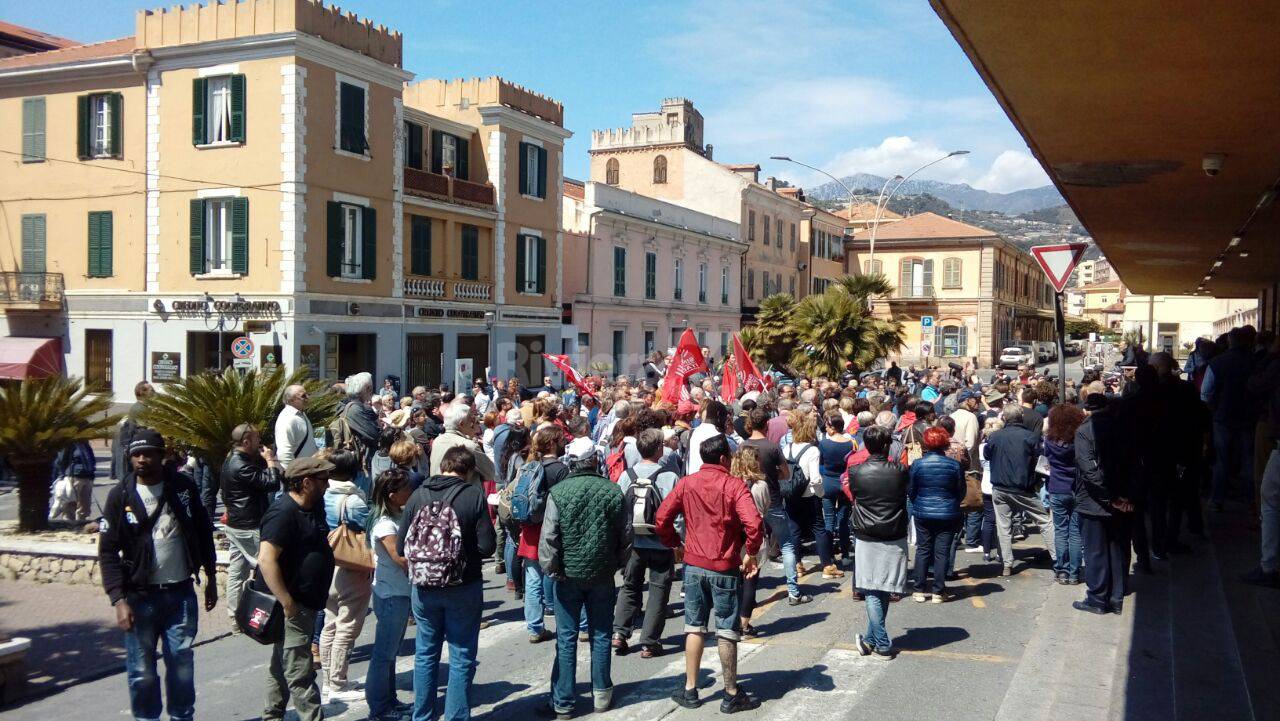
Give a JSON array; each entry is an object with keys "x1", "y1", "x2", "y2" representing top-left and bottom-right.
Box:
[
  {"x1": 484, "y1": 311, "x2": 496, "y2": 385},
  {"x1": 868, "y1": 150, "x2": 971, "y2": 271}
]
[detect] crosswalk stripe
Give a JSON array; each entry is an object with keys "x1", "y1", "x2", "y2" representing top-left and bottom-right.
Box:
[{"x1": 757, "y1": 647, "x2": 890, "y2": 721}]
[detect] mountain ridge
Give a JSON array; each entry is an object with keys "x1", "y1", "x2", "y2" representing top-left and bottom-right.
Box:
[{"x1": 805, "y1": 172, "x2": 1063, "y2": 215}]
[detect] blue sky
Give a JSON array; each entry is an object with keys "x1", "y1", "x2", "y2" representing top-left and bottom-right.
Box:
[{"x1": 7, "y1": 0, "x2": 1050, "y2": 193}]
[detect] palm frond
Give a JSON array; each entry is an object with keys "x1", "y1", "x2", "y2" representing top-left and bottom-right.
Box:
[
  {"x1": 832, "y1": 273, "x2": 892, "y2": 301},
  {"x1": 0, "y1": 376, "x2": 121, "y2": 459}
]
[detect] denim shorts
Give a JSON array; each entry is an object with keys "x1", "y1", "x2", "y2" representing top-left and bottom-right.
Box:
[{"x1": 682, "y1": 565, "x2": 742, "y2": 641}]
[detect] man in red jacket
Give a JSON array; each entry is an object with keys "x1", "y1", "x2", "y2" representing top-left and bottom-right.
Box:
[{"x1": 656, "y1": 434, "x2": 764, "y2": 714}]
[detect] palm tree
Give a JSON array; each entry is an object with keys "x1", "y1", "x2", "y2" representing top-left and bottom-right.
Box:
[
  {"x1": 137, "y1": 366, "x2": 339, "y2": 469},
  {"x1": 789, "y1": 280, "x2": 906, "y2": 378},
  {"x1": 742, "y1": 293, "x2": 799, "y2": 373},
  {"x1": 832, "y1": 272, "x2": 893, "y2": 302},
  {"x1": 0, "y1": 377, "x2": 120, "y2": 532}
]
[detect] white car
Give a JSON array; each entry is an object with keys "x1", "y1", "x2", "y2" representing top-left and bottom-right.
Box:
[{"x1": 999, "y1": 346, "x2": 1033, "y2": 369}]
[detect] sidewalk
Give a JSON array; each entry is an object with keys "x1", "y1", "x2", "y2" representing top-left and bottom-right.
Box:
[{"x1": 0, "y1": 579, "x2": 234, "y2": 701}]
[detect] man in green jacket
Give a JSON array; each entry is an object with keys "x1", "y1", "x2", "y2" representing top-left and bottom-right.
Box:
[{"x1": 538, "y1": 450, "x2": 632, "y2": 718}]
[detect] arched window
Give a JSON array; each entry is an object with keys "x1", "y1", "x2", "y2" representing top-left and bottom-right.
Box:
[
  {"x1": 653, "y1": 155, "x2": 667, "y2": 184},
  {"x1": 605, "y1": 158, "x2": 620, "y2": 185},
  {"x1": 942, "y1": 257, "x2": 962, "y2": 288}
]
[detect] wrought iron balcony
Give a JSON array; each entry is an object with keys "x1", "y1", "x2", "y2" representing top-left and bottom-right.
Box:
[
  {"x1": 0, "y1": 272, "x2": 63, "y2": 310},
  {"x1": 892, "y1": 286, "x2": 936, "y2": 299}
]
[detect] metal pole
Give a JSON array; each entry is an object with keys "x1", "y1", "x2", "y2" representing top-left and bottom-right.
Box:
[
  {"x1": 1147, "y1": 294, "x2": 1155, "y2": 353},
  {"x1": 1055, "y1": 292, "x2": 1067, "y2": 404}
]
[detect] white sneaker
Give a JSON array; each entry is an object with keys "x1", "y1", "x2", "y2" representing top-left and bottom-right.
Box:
[
  {"x1": 963, "y1": 546, "x2": 984, "y2": 554},
  {"x1": 912, "y1": 592, "x2": 928, "y2": 603},
  {"x1": 593, "y1": 687, "x2": 614, "y2": 711},
  {"x1": 328, "y1": 686, "x2": 364, "y2": 702}
]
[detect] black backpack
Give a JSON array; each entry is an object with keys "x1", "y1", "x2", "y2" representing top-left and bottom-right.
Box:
[{"x1": 781, "y1": 444, "x2": 814, "y2": 501}]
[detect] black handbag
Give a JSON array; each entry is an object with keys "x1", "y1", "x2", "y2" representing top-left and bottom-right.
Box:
[{"x1": 234, "y1": 568, "x2": 283, "y2": 645}]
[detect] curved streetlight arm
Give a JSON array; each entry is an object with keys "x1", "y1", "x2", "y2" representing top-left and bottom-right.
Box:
[
  {"x1": 869, "y1": 150, "x2": 970, "y2": 273},
  {"x1": 768, "y1": 156, "x2": 858, "y2": 208}
]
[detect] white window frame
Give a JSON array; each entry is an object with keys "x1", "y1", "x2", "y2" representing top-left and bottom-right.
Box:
[
  {"x1": 204, "y1": 198, "x2": 233, "y2": 273},
  {"x1": 524, "y1": 143, "x2": 540, "y2": 197},
  {"x1": 334, "y1": 74, "x2": 370, "y2": 161},
  {"x1": 341, "y1": 203, "x2": 364, "y2": 279},
  {"x1": 441, "y1": 133, "x2": 457, "y2": 175},
  {"x1": 206, "y1": 75, "x2": 232, "y2": 144},
  {"x1": 92, "y1": 94, "x2": 111, "y2": 158},
  {"x1": 522, "y1": 234, "x2": 539, "y2": 293},
  {"x1": 673, "y1": 258, "x2": 684, "y2": 300},
  {"x1": 698, "y1": 262, "x2": 707, "y2": 303}
]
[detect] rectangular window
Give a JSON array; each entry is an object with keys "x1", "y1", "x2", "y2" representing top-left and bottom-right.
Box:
[
  {"x1": 578, "y1": 332, "x2": 590, "y2": 348},
  {"x1": 747, "y1": 269, "x2": 755, "y2": 300},
  {"x1": 720, "y1": 332, "x2": 729, "y2": 358},
  {"x1": 343, "y1": 206, "x2": 363, "y2": 278},
  {"x1": 518, "y1": 141, "x2": 548, "y2": 198},
  {"x1": 338, "y1": 81, "x2": 367, "y2": 154},
  {"x1": 430, "y1": 130, "x2": 469, "y2": 179},
  {"x1": 193, "y1": 75, "x2": 245, "y2": 145},
  {"x1": 460, "y1": 225, "x2": 479, "y2": 280},
  {"x1": 85, "y1": 329, "x2": 113, "y2": 391},
  {"x1": 748, "y1": 210, "x2": 756, "y2": 241},
  {"x1": 205, "y1": 199, "x2": 232, "y2": 272},
  {"x1": 673, "y1": 258, "x2": 683, "y2": 300},
  {"x1": 188, "y1": 197, "x2": 247, "y2": 276},
  {"x1": 790, "y1": 275, "x2": 795, "y2": 296},
  {"x1": 721, "y1": 267, "x2": 729, "y2": 304},
  {"x1": 93, "y1": 94, "x2": 110, "y2": 157},
  {"x1": 87, "y1": 211, "x2": 113, "y2": 277},
  {"x1": 22, "y1": 97, "x2": 45, "y2": 162},
  {"x1": 515, "y1": 234, "x2": 546, "y2": 294},
  {"x1": 325, "y1": 200, "x2": 374, "y2": 280},
  {"x1": 404, "y1": 121, "x2": 423, "y2": 169},
  {"x1": 443, "y1": 134, "x2": 458, "y2": 174},
  {"x1": 20, "y1": 214, "x2": 46, "y2": 273},
  {"x1": 77, "y1": 92, "x2": 121, "y2": 159},
  {"x1": 644, "y1": 330, "x2": 656, "y2": 355},
  {"x1": 863, "y1": 259, "x2": 883, "y2": 276},
  {"x1": 614, "y1": 246, "x2": 627, "y2": 296},
  {"x1": 776, "y1": 220, "x2": 783, "y2": 247},
  {"x1": 612, "y1": 329, "x2": 625, "y2": 376},
  {"x1": 943, "y1": 257, "x2": 962, "y2": 288},
  {"x1": 698, "y1": 262, "x2": 707, "y2": 303},
  {"x1": 790, "y1": 223, "x2": 796, "y2": 251},
  {"x1": 410, "y1": 216, "x2": 431, "y2": 275},
  {"x1": 645, "y1": 252, "x2": 656, "y2": 299},
  {"x1": 897, "y1": 258, "x2": 934, "y2": 297},
  {"x1": 697, "y1": 330, "x2": 707, "y2": 347},
  {"x1": 207, "y1": 76, "x2": 232, "y2": 143},
  {"x1": 763, "y1": 215, "x2": 771, "y2": 245}
]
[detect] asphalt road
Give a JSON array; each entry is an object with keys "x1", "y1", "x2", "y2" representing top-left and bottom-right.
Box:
[{"x1": 7, "y1": 540, "x2": 1063, "y2": 721}]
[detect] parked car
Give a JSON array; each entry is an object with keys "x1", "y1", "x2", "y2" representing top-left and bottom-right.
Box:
[
  {"x1": 1035, "y1": 342, "x2": 1057, "y2": 363},
  {"x1": 998, "y1": 346, "x2": 1034, "y2": 369}
]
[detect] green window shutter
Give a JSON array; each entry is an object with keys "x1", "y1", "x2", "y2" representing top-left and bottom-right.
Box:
[
  {"x1": 899, "y1": 259, "x2": 912, "y2": 294},
  {"x1": 339, "y1": 83, "x2": 365, "y2": 153},
  {"x1": 21, "y1": 215, "x2": 46, "y2": 273},
  {"x1": 536, "y1": 146, "x2": 547, "y2": 198},
  {"x1": 515, "y1": 234, "x2": 527, "y2": 293},
  {"x1": 456, "y1": 136, "x2": 470, "y2": 180},
  {"x1": 76, "y1": 95, "x2": 90, "y2": 158},
  {"x1": 100, "y1": 211, "x2": 114, "y2": 277},
  {"x1": 326, "y1": 201, "x2": 343, "y2": 277},
  {"x1": 192, "y1": 78, "x2": 208, "y2": 145},
  {"x1": 429, "y1": 129, "x2": 443, "y2": 174},
  {"x1": 229, "y1": 74, "x2": 246, "y2": 143},
  {"x1": 959, "y1": 325, "x2": 968, "y2": 357},
  {"x1": 87, "y1": 212, "x2": 101, "y2": 277},
  {"x1": 189, "y1": 199, "x2": 205, "y2": 274},
  {"x1": 613, "y1": 247, "x2": 625, "y2": 296},
  {"x1": 108, "y1": 93, "x2": 123, "y2": 157},
  {"x1": 230, "y1": 197, "x2": 249, "y2": 274},
  {"x1": 22, "y1": 98, "x2": 45, "y2": 162},
  {"x1": 518, "y1": 142, "x2": 529, "y2": 195},
  {"x1": 410, "y1": 216, "x2": 431, "y2": 275},
  {"x1": 88, "y1": 211, "x2": 114, "y2": 277},
  {"x1": 535, "y1": 235, "x2": 546, "y2": 294},
  {"x1": 361, "y1": 206, "x2": 376, "y2": 280},
  {"x1": 461, "y1": 225, "x2": 478, "y2": 280},
  {"x1": 405, "y1": 122, "x2": 423, "y2": 170}
]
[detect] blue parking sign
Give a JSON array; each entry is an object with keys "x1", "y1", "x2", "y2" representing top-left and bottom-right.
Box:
[{"x1": 921, "y1": 315, "x2": 934, "y2": 329}]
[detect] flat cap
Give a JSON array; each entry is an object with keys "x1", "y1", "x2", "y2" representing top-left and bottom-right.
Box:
[{"x1": 285, "y1": 455, "x2": 335, "y2": 480}]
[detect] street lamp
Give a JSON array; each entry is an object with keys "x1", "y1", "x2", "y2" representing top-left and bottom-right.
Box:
[
  {"x1": 868, "y1": 150, "x2": 970, "y2": 272},
  {"x1": 483, "y1": 311, "x2": 496, "y2": 384}
]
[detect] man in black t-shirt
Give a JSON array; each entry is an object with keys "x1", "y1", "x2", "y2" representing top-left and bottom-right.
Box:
[{"x1": 257, "y1": 455, "x2": 335, "y2": 721}]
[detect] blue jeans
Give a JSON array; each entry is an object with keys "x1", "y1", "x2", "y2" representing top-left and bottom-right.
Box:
[
  {"x1": 913, "y1": 517, "x2": 959, "y2": 594},
  {"x1": 963, "y1": 510, "x2": 983, "y2": 548},
  {"x1": 1049, "y1": 492, "x2": 1082, "y2": 580},
  {"x1": 523, "y1": 558, "x2": 554, "y2": 634},
  {"x1": 411, "y1": 581, "x2": 482, "y2": 721},
  {"x1": 550, "y1": 580, "x2": 616, "y2": 711},
  {"x1": 862, "y1": 590, "x2": 892, "y2": 653},
  {"x1": 366, "y1": 592, "x2": 411, "y2": 717},
  {"x1": 1212, "y1": 422, "x2": 1255, "y2": 505},
  {"x1": 123, "y1": 584, "x2": 198, "y2": 721},
  {"x1": 821, "y1": 478, "x2": 851, "y2": 557},
  {"x1": 682, "y1": 566, "x2": 742, "y2": 641},
  {"x1": 766, "y1": 507, "x2": 800, "y2": 598}
]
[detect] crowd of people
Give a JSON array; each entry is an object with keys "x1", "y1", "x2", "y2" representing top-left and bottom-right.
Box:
[{"x1": 95, "y1": 324, "x2": 1280, "y2": 720}]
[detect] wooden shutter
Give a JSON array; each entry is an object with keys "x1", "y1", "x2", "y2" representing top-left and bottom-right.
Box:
[
  {"x1": 461, "y1": 225, "x2": 478, "y2": 280},
  {"x1": 430, "y1": 129, "x2": 443, "y2": 174},
  {"x1": 456, "y1": 136, "x2": 470, "y2": 180},
  {"x1": 230, "y1": 197, "x2": 249, "y2": 274},
  {"x1": 899, "y1": 258, "x2": 911, "y2": 294},
  {"x1": 536, "y1": 146, "x2": 547, "y2": 198},
  {"x1": 88, "y1": 211, "x2": 113, "y2": 277},
  {"x1": 406, "y1": 122, "x2": 423, "y2": 170},
  {"x1": 360, "y1": 206, "x2": 376, "y2": 280},
  {"x1": 339, "y1": 83, "x2": 364, "y2": 153},
  {"x1": 535, "y1": 235, "x2": 546, "y2": 294},
  {"x1": 21, "y1": 215, "x2": 46, "y2": 273},
  {"x1": 326, "y1": 201, "x2": 343, "y2": 277},
  {"x1": 922, "y1": 259, "x2": 934, "y2": 293},
  {"x1": 518, "y1": 142, "x2": 529, "y2": 195},
  {"x1": 107, "y1": 93, "x2": 122, "y2": 157},
  {"x1": 192, "y1": 78, "x2": 207, "y2": 145},
  {"x1": 515, "y1": 234, "x2": 527, "y2": 292},
  {"x1": 189, "y1": 199, "x2": 205, "y2": 274},
  {"x1": 410, "y1": 216, "x2": 431, "y2": 275},
  {"x1": 22, "y1": 98, "x2": 45, "y2": 161},
  {"x1": 76, "y1": 95, "x2": 90, "y2": 158},
  {"x1": 229, "y1": 74, "x2": 246, "y2": 143},
  {"x1": 959, "y1": 325, "x2": 968, "y2": 357}
]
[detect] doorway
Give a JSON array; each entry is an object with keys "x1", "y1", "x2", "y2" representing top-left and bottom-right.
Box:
[
  {"x1": 187, "y1": 331, "x2": 234, "y2": 374},
  {"x1": 406, "y1": 334, "x2": 443, "y2": 390},
  {"x1": 325, "y1": 333, "x2": 376, "y2": 381},
  {"x1": 515, "y1": 334, "x2": 545, "y2": 387}
]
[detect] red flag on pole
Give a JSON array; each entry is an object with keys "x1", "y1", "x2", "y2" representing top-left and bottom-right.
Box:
[
  {"x1": 542, "y1": 354, "x2": 595, "y2": 399},
  {"x1": 661, "y1": 329, "x2": 708, "y2": 405},
  {"x1": 720, "y1": 352, "x2": 739, "y2": 404},
  {"x1": 732, "y1": 334, "x2": 767, "y2": 393}
]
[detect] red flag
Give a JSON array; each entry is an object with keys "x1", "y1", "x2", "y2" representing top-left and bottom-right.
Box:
[
  {"x1": 732, "y1": 334, "x2": 767, "y2": 392},
  {"x1": 661, "y1": 329, "x2": 708, "y2": 405},
  {"x1": 720, "y1": 352, "x2": 739, "y2": 404},
  {"x1": 542, "y1": 354, "x2": 595, "y2": 399}
]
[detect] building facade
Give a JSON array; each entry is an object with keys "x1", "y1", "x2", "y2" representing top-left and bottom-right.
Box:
[
  {"x1": 0, "y1": 0, "x2": 568, "y2": 400},
  {"x1": 802, "y1": 205, "x2": 848, "y2": 294},
  {"x1": 847, "y1": 212, "x2": 1055, "y2": 366},
  {"x1": 1121, "y1": 295, "x2": 1257, "y2": 356},
  {"x1": 1078, "y1": 280, "x2": 1126, "y2": 330},
  {"x1": 562, "y1": 182, "x2": 744, "y2": 378}
]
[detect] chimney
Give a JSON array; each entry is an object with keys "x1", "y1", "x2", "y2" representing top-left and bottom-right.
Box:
[{"x1": 704, "y1": 143, "x2": 713, "y2": 160}]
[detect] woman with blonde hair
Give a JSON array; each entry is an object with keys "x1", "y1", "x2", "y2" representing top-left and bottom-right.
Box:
[
  {"x1": 783, "y1": 410, "x2": 827, "y2": 583},
  {"x1": 731, "y1": 445, "x2": 771, "y2": 637}
]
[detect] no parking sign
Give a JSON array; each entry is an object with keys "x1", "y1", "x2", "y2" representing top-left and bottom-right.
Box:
[{"x1": 231, "y1": 336, "x2": 254, "y2": 359}]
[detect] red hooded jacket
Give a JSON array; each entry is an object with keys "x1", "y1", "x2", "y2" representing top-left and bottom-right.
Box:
[{"x1": 656, "y1": 462, "x2": 764, "y2": 573}]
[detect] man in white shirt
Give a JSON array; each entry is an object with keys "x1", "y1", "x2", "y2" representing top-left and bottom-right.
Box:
[
  {"x1": 274, "y1": 384, "x2": 316, "y2": 471},
  {"x1": 686, "y1": 401, "x2": 729, "y2": 475}
]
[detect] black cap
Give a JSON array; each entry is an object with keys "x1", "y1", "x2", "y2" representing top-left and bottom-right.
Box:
[{"x1": 128, "y1": 428, "x2": 164, "y2": 454}]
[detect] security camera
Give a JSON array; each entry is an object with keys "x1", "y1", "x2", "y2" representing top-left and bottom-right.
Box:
[{"x1": 1203, "y1": 153, "x2": 1225, "y2": 177}]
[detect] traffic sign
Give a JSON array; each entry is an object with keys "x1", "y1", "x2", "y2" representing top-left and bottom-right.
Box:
[
  {"x1": 921, "y1": 315, "x2": 934, "y2": 329},
  {"x1": 231, "y1": 336, "x2": 254, "y2": 359},
  {"x1": 1030, "y1": 243, "x2": 1089, "y2": 293},
  {"x1": 232, "y1": 357, "x2": 253, "y2": 371}
]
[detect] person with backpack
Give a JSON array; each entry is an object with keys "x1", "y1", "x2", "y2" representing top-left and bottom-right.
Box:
[
  {"x1": 396, "y1": 446, "x2": 496, "y2": 721},
  {"x1": 782, "y1": 411, "x2": 825, "y2": 585},
  {"x1": 611, "y1": 428, "x2": 680, "y2": 658},
  {"x1": 328, "y1": 372, "x2": 381, "y2": 475},
  {"x1": 497, "y1": 425, "x2": 531, "y2": 595},
  {"x1": 52, "y1": 438, "x2": 97, "y2": 522},
  {"x1": 537, "y1": 447, "x2": 630, "y2": 717},
  {"x1": 514, "y1": 425, "x2": 570, "y2": 642}
]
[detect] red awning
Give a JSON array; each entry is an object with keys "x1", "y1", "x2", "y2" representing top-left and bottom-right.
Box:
[{"x1": 0, "y1": 337, "x2": 62, "y2": 380}]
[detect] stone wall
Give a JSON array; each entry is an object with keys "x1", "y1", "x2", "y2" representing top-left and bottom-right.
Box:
[{"x1": 0, "y1": 539, "x2": 230, "y2": 588}]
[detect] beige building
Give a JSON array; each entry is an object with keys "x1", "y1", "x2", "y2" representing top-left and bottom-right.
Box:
[
  {"x1": 0, "y1": 0, "x2": 568, "y2": 397},
  {"x1": 1070, "y1": 258, "x2": 1112, "y2": 288},
  {"x1": 1078, "y1": 279, "x2": 1126, "y2": 330},
  {"x1": 801, "y1": 204, "x2": 849, "y2": 295},
  {"x1": 1122, "y1": 295, "x2": 1256, "y2": 356},
  {"x1": 847, "y1": 212, "x2": 1056, "y2": 366},
  {"x1": 588, "y1": 98, "x2": 808, "y2": 323}
]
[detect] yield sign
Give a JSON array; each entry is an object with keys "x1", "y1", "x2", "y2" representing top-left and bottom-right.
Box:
[{"x1": 1030, "y1": 243, "x2": 1089, "y2": 293}]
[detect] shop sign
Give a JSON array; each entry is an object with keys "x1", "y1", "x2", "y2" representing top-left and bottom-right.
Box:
[
  {"x1": 260, "y1": 345, "x2": 282, "y2": 373},
  {"x1": 150, "y1": 352, "x2": 182, "y2": 383}
]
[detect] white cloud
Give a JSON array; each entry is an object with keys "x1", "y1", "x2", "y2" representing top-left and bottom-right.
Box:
[
  {"x1": 823, "y1": 136, "x2": 974, "y2": 185},
  {"x1": 706, "y1": 77, "x2": 911, "y2": 149},
  {"x1": 970, "y1": 150, "x2": 1051, "y2": 193}
]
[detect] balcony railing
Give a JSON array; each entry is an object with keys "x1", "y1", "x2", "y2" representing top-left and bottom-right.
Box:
[
  {"x1": 404, "y1": 167, "x2": 496, "y2": 208},
  {"x1": 893, "y1": 286, "x2": 936, "y2": 299},
  {"x1": 0, "y1": 272, "x2": 64, "y2": 310},
  {"x1": 403, "y1": 277, "x2": 494, "y2": 302}
]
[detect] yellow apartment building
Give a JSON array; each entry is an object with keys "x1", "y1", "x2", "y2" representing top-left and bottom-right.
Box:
[
  {"x1": 0, "y1": 0, "x2": 568, "y2": 399},
  {"x1": 801, "y1": 204, "x2": 848, "y2": 294},
  {"x1": 847, "y1": 212, "x2": 1056, "y2": 366}
]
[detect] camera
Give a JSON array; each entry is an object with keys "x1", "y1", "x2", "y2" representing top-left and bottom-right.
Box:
[{"x1": 1203, "y1": 153, "x2": 1225, "y2": 177}]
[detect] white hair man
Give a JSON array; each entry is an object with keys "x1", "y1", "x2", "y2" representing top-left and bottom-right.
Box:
[
  {"x1": 329, "y1": 371, "x2": 379, "y2": 472},
  {"x1": 428, "y1": 402, "x2": 497, "y2": 486},
  {"x1": 274, "y1": 384, "x2": 316, "y2": 471}
]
